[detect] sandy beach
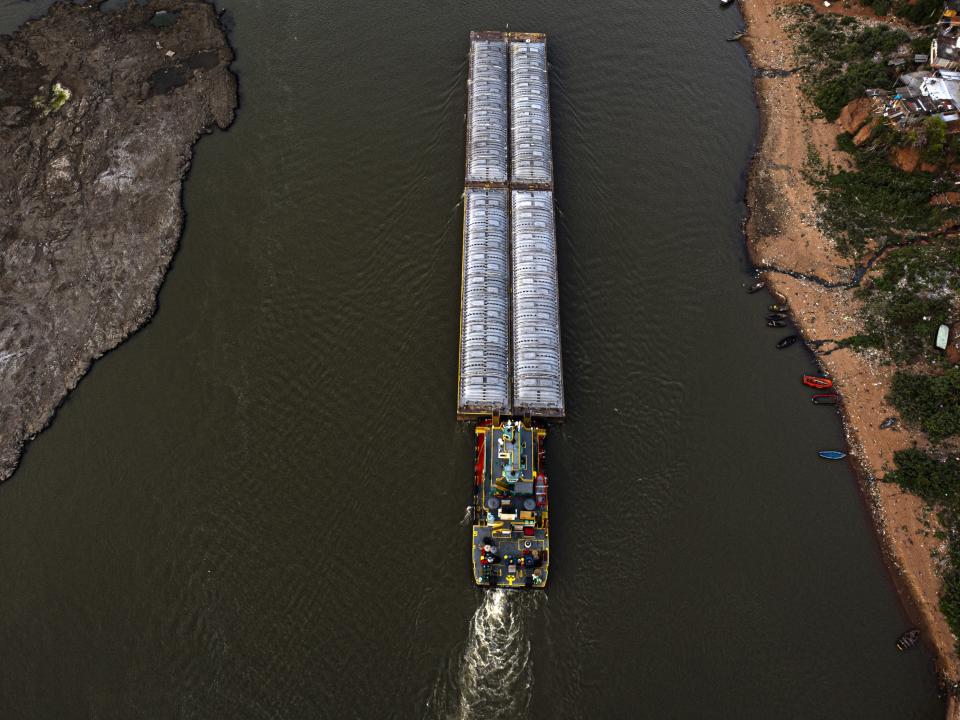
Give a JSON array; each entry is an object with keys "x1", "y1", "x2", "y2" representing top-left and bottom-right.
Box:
[{"x1": 739, "y1": 0, "x2": 960, "y2": 709}]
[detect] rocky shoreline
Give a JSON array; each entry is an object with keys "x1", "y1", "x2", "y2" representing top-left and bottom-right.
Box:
[
  {"x1": 0, "y1": 0, "x2": 236, "y2": 481},
  {"x1": 739, "y1": 1, "x2": 960, "y2": 714}
]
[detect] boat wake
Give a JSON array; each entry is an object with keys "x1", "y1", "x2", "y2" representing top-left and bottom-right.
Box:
[{"x1": 426, "y1": 590, "x2": 542, "y2": 720}]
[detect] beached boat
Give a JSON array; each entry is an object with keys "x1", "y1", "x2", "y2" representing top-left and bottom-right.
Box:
[
  {"x1": 880, "y1": 417, "x2": 898, "y2": 429},
  {"x1": 720, "y1": 0, "x2": 735, "y2": 6},
  {"x1": 767, "y1": 313, "x2": 787, "y2": 321},
  {"x1": 747, "y1": 280, "x2": 765, "y2": 293},
  {"x1": 767, "y1": 320, "x2": 786, "y2": 328},
  {"x1": 802, "y1": 375, "x2": 833, "y2": 389},
  {"x1": 769, "y1": 304, "x2": 788, "y2": 312},
  {"x1": 937, "y1": 324, "x2": 950, "y2": 351},
  {"x1": 897, "y1": 628, "x2": 920, "y2": 651},
  {"x1": 776, "y1": 335, "x2": 798, "y2": 349},
  {"x1": 818, "y1": 450, "x2": 847, "y2": 460},
  {"x1": 727, "y1": 30, "x2": 745, "y2": 41},
  {"x1": 812, "y1": 394, "x2": 839, "y2": 405}
]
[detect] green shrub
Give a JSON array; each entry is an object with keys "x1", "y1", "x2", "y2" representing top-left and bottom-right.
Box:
[
  {"x1": 870, "y1": 241, "x2": 960, "y2": 294},
  {"x1": 860, "y1": 292, "x2": 950, "y2": 361},
  {"x1": 792, "y1": 14, "x2": 908, "y2": 120},
  {"x1": 894, "y1": 0, "x2": 943, "y2": 24},
  {"x1": 889, "y1": 368, "x2": 960, "y2": 442},
  {"x1": 810, "y1": 146, "x2": 946, "y2": 257},
  {"x1": 859, "y1": 0, "x2": 892, "y2": 15},
  {"x1": 815, "y1": 61, "x2": 893, "y2": 121},
  {"x1": 911, "y1": 36, "x2": 932, "y2": 55},
  {"x1": 922, "y1": 115, "x2": 948, "y2": 163},
  {"x1": 836, "y1": 131, "x2": 858, "y2": 154},
  {"x1": 837, "y1": 333, "x2": 882, "y2": 350},
  {"x1": 863, "y1": 0, "x2": 943, "y2": 23},
  {"x1": 887, "y1": 447, "x2": 960, "y2": 502},
  {"x1": 853, "y1": 240, "x2": 960, "y2": 361}
]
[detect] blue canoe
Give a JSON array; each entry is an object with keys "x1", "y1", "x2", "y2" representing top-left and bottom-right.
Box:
[{"x1": 819, "y1": 450, "x2": 847, "y2": 460}]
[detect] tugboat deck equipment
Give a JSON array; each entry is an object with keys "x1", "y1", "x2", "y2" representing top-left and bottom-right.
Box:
[{"x1": 472, "y1": 419, "x2": 549, "y2": 587}]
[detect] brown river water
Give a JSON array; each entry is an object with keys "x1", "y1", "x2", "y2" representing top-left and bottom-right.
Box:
[{"x1": 0, "y1": 0, "x2": 946, "y2": 717}]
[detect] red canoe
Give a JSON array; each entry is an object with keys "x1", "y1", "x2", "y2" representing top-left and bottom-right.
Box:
[{"x1": 802, "y1": 375, "x2": 833, "y2": 389}]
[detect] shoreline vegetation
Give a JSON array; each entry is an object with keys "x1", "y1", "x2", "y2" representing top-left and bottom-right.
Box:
[{"x1": 741, "y1": 0, "x2": 960, "y2": 713}]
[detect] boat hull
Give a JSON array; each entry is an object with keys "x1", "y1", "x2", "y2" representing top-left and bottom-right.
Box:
[{"x1": 818, "y1": 451, "x2": 847, "y2": 460}]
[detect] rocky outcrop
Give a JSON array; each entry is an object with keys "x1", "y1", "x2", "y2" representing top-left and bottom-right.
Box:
[
  {"x1": 837, "y1": 96, "x2": 874, "y2": 135},
  {"x1": 891, "y1": 145, "x2": 922, "y2": 172},
  {"x1": 0, "y1": 0, "x2": 237, "y2": 481},
  {"x1": 853, "y1": 117, "x2": 879, "y2": 146}
]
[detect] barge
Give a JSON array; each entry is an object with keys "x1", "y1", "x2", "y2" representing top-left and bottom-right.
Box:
[{"x1": 458, "y1": 31, "x2": 562, "y2": 589}]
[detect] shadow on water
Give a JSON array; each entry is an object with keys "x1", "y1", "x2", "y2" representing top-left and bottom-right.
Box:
[{"x1": 427, "y1": 590, "x2": 543, "y2": 720}]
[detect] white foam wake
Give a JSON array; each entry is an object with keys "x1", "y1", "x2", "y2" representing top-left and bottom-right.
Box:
[{"x1": 427, "y1": 590, "x2": 542, "y2": 720}]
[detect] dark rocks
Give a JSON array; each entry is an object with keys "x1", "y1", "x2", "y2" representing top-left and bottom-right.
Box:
[{"x1": 0, "y1": 0, "x2": 237, "y2": 481}]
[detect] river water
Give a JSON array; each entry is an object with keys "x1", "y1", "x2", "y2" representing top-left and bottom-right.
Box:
[{"x1": 0, "y1": 0, "x2": 946, "y2": 717}]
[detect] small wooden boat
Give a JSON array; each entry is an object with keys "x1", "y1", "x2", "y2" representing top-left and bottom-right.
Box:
[
  {"x1": 776, "y1": 335, "x2": 798, "y2": 349},
  {"x1": 818, "y1": 450, "x2": 847, "y2": 460},
  {"x1": 812, "y1": 394, "x2": 839, "y2": 405},
  {"x1": 880, "y1": 417, "x2": 898, "y2": 430},
  {"x1": 747, "y1": 281, "x2": 765, "y2": 294},
  {"x1": 767, "y1": 313, "x2": 787, "y2": 321},
  {"x1": 897, "y1": 628, "x2": 920, "y2": 651},
  {"x1": 767, "y1": 320, "x2": 786, "y2": 328},
  {"x1": 769, "y1": 304, "x2": 788, "y2": 312},
  {"x1": 727, "y1": 30, "x2": 746, "y2": 41},
  {"x1": 802, "y1": 375, "x2": 833, "y2": 389}
]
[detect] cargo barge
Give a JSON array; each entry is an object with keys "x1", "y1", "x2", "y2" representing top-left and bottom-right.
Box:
[{"x1": 458, "y1": 31, "x2": 562, "y2": 589}]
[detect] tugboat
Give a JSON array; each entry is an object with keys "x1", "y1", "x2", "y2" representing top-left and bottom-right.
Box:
[
  {"x1": 471, "y1": 418, "x2": 549, "y2": 588},
  {"x1": 897, "y1": 628, "x2": 920, "y2": 651},
  {"x1": 812, "y1": 393, "x2": 839, "y2": 405},
  {"x1": 803, "y1": 375, "x2": 833, "y2": 389},
  {"x1": 777, "y1": 335, "x2": 798, "y2": 349}
]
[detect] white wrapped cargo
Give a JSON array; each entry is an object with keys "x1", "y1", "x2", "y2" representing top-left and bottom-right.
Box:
[
  {"x1": 465, "y1": 38, "x2": 508, "y2": 184},
  {"x1": 510, "y1": 40, "x2": 553, "y2": 186},
  {"x1": 458, "y1": 188, "x2": 512, "y2": 415},
  {"x1": 511, "y1": 190, "x2": 563, "y2": 416}
]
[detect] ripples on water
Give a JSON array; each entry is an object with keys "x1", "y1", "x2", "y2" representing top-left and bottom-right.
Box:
[
  {"x1": 0, "y1": 1, "x2": 947, "y2": 717},
  {"x1": 428, "y1": 590, "x2": 543, "y2": 720}
]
